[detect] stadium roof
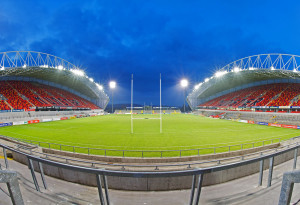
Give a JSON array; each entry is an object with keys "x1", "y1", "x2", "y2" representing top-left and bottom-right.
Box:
[
  {"x1": 187, "y1": 54, "x2": 300, "y2": 109},
  {"x1": 0, "y1": 51, "x2": 109, "y2": 107}
]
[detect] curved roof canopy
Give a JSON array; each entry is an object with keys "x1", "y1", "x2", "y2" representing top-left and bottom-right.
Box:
[
  {"x1": 187, "y1": 54, "x2": 300, "y2": 109},
  {"x1": 0, "y1": 51, "x2": 108, "y2": 101}
]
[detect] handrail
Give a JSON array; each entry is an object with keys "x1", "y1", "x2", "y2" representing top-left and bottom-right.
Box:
[
  {"x1": 0, "y1": 135, "x2": 286, "y2": 158},
  {"x1": 0, "y1": 141, "x2": 299, "y2": 177},
  {"x1": 9, "y1": 137, "x2": 300, "y2": 170}
]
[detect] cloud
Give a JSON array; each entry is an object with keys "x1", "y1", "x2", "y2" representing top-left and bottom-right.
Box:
[{"x1": 0, "y1": 0, "x2": 294, "y2": 105}]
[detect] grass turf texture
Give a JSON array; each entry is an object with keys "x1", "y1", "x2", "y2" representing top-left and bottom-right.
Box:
[{"x1": 0, "y1": 114, "x2": 298, "y2": 157}]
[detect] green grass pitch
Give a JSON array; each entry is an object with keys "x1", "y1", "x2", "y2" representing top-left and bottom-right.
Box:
[{"x1": 0, "y1": 114, "x2": 298, "y2": 157}]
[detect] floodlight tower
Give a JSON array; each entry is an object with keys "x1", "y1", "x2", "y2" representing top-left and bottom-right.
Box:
[
  {"x1": 180, "y1": 79, "x2": 188, "y2": 113},
  {"x1": 109, "y1": 81, "x2": 116, "y2": 113}
]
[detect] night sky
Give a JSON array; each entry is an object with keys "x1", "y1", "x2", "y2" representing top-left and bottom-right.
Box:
[{"x1": 1, "y1": 0, "x2": 300, "y2": 106}]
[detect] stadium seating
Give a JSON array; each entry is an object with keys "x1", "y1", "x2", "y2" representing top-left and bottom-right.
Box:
[
  {"x1": 0, "y1": 81, "x2": 100, "y2": 110},
  {"x1": 200, "y1": 83, "x2": 300, "y2": 108}
]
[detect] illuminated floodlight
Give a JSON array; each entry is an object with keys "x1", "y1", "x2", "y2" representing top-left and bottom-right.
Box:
[
  {"x1": 215, "y1": 70, "x2": 227, "y2": 77},
  {"x1": 71, "y1": 69, "x2": 85, "y2": 76},
  {"x1": 204, "y1": 78, "x2": 209, "y2": 83},
  {"x1": 57, "y1": 65, "x2": 64, "y2": 70},
  {"x1": 23, "y1": 64, "x2": 27, "y2": 68},
  {"x1": 96, "y1": 83, "x2": 103, "y2": 90},
  {"x1": 109, "y1": 81, "x2": 116, "y2": 89},
  {"x1": 249, "y1": 67, "x2": 256, "y2": 70},
  {"x1": 89, "y1": 78, "x2": 94, "y2": 82},
  {"x1": 180, "y1": 79, "x2": 188, "y2": 87},
  {"x1": 233, "y1": 66, "x2": 240, "y2": 73},
  {"x1": 40, "y1": 64, "x2": 49, "y2": 68},
  {"x1": 194, "y1": 83, "x2": 202, "y2": 90},
  {"x1": 293, "y1": 69, "x2": 298, "y2": 72},
  {"x1": 270, "y1": 66, "x2": 275, "y2": 70},
  {"x1": 0, "y1": 66, "x2": 4, "y2": 71}
]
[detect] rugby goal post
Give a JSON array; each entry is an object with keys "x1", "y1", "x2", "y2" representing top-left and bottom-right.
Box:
[{"x1": 131, "y1": 74, "x2": 162, "y2": 133}]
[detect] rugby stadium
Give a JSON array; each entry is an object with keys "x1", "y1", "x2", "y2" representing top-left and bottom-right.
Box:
[{"x1": 0, "y1": 52, "x2": 300, "y2": 205}]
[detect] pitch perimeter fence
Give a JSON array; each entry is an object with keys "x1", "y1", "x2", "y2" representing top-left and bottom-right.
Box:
[{"x1": 0, "y1": 135, "x2": 283, "y2": 158}]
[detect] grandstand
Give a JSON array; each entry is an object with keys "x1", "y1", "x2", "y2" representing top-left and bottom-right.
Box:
[
  {"x1": 199, "y1": 83, "x2": 300, "y2": 108},
  {"x1": 187, "y1": 54, "x2": 300, "y2": 113},
  {"x1": 0, "y1": 51, "x2": 109, "y2": 112}
]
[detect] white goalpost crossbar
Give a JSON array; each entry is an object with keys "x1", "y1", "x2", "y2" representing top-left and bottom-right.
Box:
[{"x1": 131, "y1": 74, "x2": 162, "y2": 133}]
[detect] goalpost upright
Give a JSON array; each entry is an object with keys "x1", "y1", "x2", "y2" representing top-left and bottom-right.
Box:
[
  {"x1": 160, "y1": 73, "x2": 162, "y2": 133},
  {"x1": 131, "y1": 74, "x2": 133, "y2": 134},
  {"x1": 131, "y1": 74, "x2": 162, "y2": 134}
]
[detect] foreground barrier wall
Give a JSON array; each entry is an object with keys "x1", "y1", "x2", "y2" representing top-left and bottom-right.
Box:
[
  {"x1": 11, "y1": 147, "x2": 299, "y2": 191},
  {"x1": 0, "y1": 110, "x2": 103, "y2": 122}
]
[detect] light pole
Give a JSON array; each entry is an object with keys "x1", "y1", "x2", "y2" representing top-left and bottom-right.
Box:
[
  {"x1": 180, "y1": 79, "x2": 188, "y2": 113},
  {"x1": 109, "y1": 81, "x2": 116, "y2": 113}
]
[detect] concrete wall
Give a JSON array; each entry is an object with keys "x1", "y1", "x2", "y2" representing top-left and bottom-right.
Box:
[{"x1": 0, "y1": 110, "x2": 103, "y2": 122}]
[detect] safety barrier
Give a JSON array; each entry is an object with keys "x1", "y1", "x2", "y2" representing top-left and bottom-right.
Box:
[
  {"x1": 0, "y1": 135, "x2": 283, "y2": 158},
  {"x1": 0, "y1": 139, "x2": 299, "y2": 204}
]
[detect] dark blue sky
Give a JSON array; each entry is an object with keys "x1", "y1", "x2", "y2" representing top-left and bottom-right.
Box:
[{"x1": 1, "y1": 0, "x2": 300, "y2": 106}]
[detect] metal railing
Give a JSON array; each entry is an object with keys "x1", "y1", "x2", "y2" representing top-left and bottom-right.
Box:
[
  {"x1": 0, "y1": 135, "x2": 283, "y2": 158},
  {"x1": 0, "y1": 140, "x2": 299, "y2": 205},
  {"x1": 12, "y1": 140, "x2": 299, "y2": 171},
  {"x1": 0, "y1": 170, "x2": 24, "y2": 205},
  {"x1": 278, "y1": 169, "x2": 300, "y2": 205}
]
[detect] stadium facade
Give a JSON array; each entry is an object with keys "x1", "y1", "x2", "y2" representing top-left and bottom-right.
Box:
[
  {"x1": 187, "y1": 54, "x2": 300, "y2": 111},
  {"x1": 0, "y1": 51, "x2": 109, "y2": 111}
]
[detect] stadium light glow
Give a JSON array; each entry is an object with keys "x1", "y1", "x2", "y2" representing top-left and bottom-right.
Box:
[
  {"x1": 89, "y1": 78, "x2": 94, "y2": 82},
  {"x1": 0, "y1": 66, "x2": 4, "y2": 71},
  {"x1": 293, "y1": 69, "x2": 298, "y2": 72},
  {"x1": 194, "y1": 83, "x2": 202, "y2": 90},
  {"x1": 270, "y1": 66, "x2": 275, "y2": 70},
  {"x1": 204, "y1": 78, "x2": 209, "y2": 82},
  {"x1": 23, "y1": 64, "x2": 27, "y2": 68},
  {"x1": 109, "y1": 81, "x2": 116, "y2": 89},
  {"x1": 71, "y1": 69, "x2": 85, "y2": 76},
  {"x1": 215, "y1": 70, "x2": 227, "y2": 77},
  {"x1": 180, "y1": 79, "x2": 188, "y2": 87},
  {"x1": 233, "y1": 66, "x2": 240, "y2": 72},
  {"x1": 57, "y1": 65, "x2": 64, "y2": 70},
  {"x1": 96, "y1": 83, "x2": 103, "y2": 90}
]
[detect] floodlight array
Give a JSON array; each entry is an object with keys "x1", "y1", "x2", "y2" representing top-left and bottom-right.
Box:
[
  {"x1": 57, "y1": 65, "x2": 64, "y2": 70},
  {"x1": 0, "y1": 51, "x2": 110, "y2": 96},
  {"x1": 214, "y1": 70, "x2": 227, "y2": 77},
  {"x1": 96, "y1": 83, "x2": 103, "y2": 90},
  {"x1": 233, "y1": 66, "x2": 240, "y2": 72},
  {"x1": 188, "y1": 53, "x2": 300, "y2": 111},
  {"x1": 194, "y1": 83, "x2": 202, "y2": 90},
  {"x1": 70, "y1": 69, "x2": 85, "y2": 76}
]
